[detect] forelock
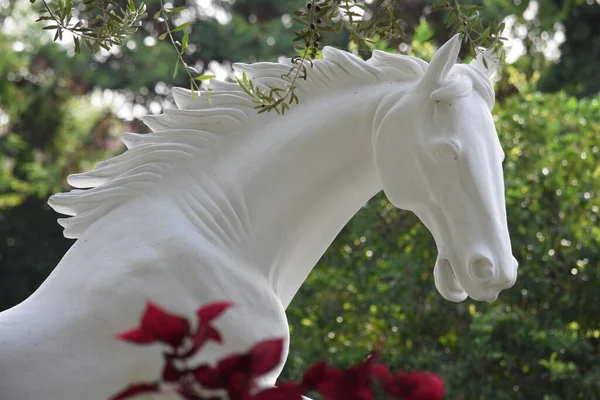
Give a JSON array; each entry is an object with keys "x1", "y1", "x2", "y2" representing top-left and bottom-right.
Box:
[{"x1": 455, "y1": 64, "x2": 495, "y2": 110}]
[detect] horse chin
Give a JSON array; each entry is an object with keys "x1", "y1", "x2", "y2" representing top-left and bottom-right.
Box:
[{"x1": 433, "y1": 257, "x2": 468, "y2": 302}]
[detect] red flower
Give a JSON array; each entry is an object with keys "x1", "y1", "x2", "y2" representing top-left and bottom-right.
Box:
[
  {"x1": 375, "y1": 366, "x2": 445, "y2": 400},
  {"x1": 248, "y1": 338, "x2": 285, "y2": 376},
  {"x1": 197, "y1": 302, "x2": 233, "y2": 325},
  {"x1": 111, "y1": 300, "x2": 446, "y2": 400},
  {"x1": 193, "y1": 338, "x2": 285, "y2": 400},
  {"x1": 116, "y1": 302, "x2": 190, "y2": 348},
  {"x1": 184, "y1": 324, "x2": 222, "y2": 358},
  {"x1": 194, "y1": 354, "x2": 254, "y2": 399},
  {"x1": 314, "y1": 354, "x2": 378, "y2": 400},
  {"x1": 180, "y1": 302, "x2": 233, "y2": 359},
  {"x1": 300, "y1": 360, "x2": 328, "y2": 390},
  {"x1": 393, "y1": 372, "x2": 445, "y2": 400}
]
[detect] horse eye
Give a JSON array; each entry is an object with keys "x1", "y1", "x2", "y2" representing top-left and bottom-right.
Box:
[{"x1": 432, "y1": 139, "x2": 461, "y2": 161}]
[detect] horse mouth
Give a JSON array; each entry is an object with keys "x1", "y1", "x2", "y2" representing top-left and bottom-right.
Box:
[{"x1": 433, "y1": 257, "x2": 468, "y2": 302}]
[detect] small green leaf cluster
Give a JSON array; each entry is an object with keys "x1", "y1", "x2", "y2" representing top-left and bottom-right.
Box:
[
  {"x1": 233, "y1": 1, "x2": 324, "y2": 115},
  {"x1": 34, "y1": 0, "x2": 147, "y2": 52},
  {"x1": 327, "y1": 0, "x2": 405, "y2": 50},
  {"x1": 236, "y1": 0, "x2": 398, "y2": 115},
  {"x1": 236, "y1": 70, "x2": 301, "y2": 115},
  {"x1": 433, "y1": 0, "x2": 507, "y2": 64},
  {"x1": 150, "y1": 2, "x2": 214, "y2": 101},
  {"x1": 292, "y1": 1, "x2": 330, "y2": 58}
]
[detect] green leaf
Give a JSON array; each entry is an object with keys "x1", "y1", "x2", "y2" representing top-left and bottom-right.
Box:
[
  {"x1": 65, "y1": 0, "x2": 73, "y2": 21},
  {"x1": 292, "y1": 18, "x2": 308, "y2": 26},
  {"x1": 193, "y1": 75, "x2": 215, "y2": 81},
  {"x1": 172, "y1": 22, "x2": 190, "y2": 33},
  {"x1": 173, "y1": 58, "x2": 180, "y2": 79},
  {"x1": 166, "y1": 6, "x2": 186, "y2": 12},
  {"x1": 107, "y1": 12, "x2": 121, "y2": 24},
  {"x1": 181, "y1": 30, "x2": 189, "y2": 53},
  {"x1": 158, "y1": 32, "x2": 168, "y2": 40}
]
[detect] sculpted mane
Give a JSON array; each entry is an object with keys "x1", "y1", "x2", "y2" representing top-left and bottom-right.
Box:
[
  {"x1": 142, "y1": 47, "x2": 427, "y2": 133},
  {"x1": 47, "y1": 46, "x2": 491, "y2": 239}
]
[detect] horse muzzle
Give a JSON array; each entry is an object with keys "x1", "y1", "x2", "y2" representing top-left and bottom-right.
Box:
[{"x1": 434, "y1": 255, "x2": 518, "y2": 303}]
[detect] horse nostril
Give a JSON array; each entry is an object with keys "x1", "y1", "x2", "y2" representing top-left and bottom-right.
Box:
[{"x1": 469, "y1": 257, "x2": 494, "y2": 283}]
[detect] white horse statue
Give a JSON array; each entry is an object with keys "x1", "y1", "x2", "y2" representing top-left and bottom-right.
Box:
[{"x1": 0, "y1": 35, "x2": 517, "y2": 399}]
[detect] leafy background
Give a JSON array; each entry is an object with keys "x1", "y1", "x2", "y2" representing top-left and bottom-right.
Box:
[{"x1": 1, "y1": 1, "x2": 599, "y2": 399}]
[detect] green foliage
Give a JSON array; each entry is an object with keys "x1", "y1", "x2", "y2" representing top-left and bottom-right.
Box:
[
  {"x1": 0, "y1": 20, "x2": 130, "y2": 307},
  {"x1": 236, "y1": 70, "x2": 301, "y2": 115},
  {"x1": 34, "y1": 0, "x2": 508, "y2": 114},
  {"x1": 153, "y1": 0, "x2": 214, "y2": 98},
  {"x1": 537, "y1": 4, "x2": 600, "y2": 97},
  {"x1": 0, "y1": 34, "x2": 113, "y2": 208},
  {"x1": 433, "y1": 0, "x2": 506, "y2": 59},
  {"x1": 34, "y1": 0, "x2": 147, "y2": 52},
  {"x1": 236, "y1": 0, "x2": 399, "y2": 115}
]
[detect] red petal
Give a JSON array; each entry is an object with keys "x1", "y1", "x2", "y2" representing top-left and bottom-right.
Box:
[
  {"x1": 182, "y1": 324, "x2": 223, "y2": 358},
  {"x1": 227, "y1": 372, "x2": 253, "y2": 400},
  {"x1": 193, "y1": 365, "x2": 225, "y2": 389},
  {"x1": 345, "y1": 357, "x2": 375, "y2": 388},
  {"x1": 198, "y1": 324, "x2": 222, "y2": 345},
  {"x1": 249, "y1": 338, "x2": 285, "y2": 376},
  {"x1": 399, "y1": 372, "x2": 445, "y2": 400},
  {"x1": 196, "y1": 302, "x2": 233, "y2": 325},
  {"x1": 217, "y1": 354, "x2": 249, "y2": 376},
  {"x1": 251, "y1": 387, "x2": 287, "y2": 400},
  {"x1": 353, "y1": 388, "x2": 376, "y2": 400},
  {"x1": 115, "y1": 327, "x2": 156, "y2": 344},
  {"x1": 372, "y1": 364, "x2": 391, "y2": 380},
  {"x1": 108, "y1": 383, "x2": 160, "y2": 400},
  {"x1": 281, "y1": 382, "x2": 305, "y2": 400},
  {"x1": 316, "y1": 365, "x2": 377, "y2": 400},
  {"x1": 141, "y1": 302, "x2": 191, "y2": 348},
  {"x1": 315, "y1": 367, "x2": 343, "y2": 400},
  {"x1": 301, "y1": 360, "x2": 328, "y2": 389}
]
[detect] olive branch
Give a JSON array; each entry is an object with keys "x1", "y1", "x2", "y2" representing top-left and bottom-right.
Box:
[
  {"x1": 434, "y1": 0, "x2": 508, "y2": 67},
  {"x1": 235, "y1": 0, "x2": 405, "y2": 115},
  {"x1": 34, "y1": 0, "x2": 506, "y2": 114},
  {"x1": 34, "y1": 0, "x2": 147, "y2": 53},
  {"x1": 154, "y1": 0, "x2": 214, "y2": 100}
]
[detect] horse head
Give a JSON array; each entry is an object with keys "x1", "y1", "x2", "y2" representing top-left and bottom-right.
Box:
[{"x1": 373, "y1": 35, "x2": 517, "y2": 302}]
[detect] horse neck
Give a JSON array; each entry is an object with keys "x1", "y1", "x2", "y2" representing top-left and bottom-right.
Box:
[
  {"x1": 213, "y1": 90, "x2": 389, "y2": 307},
  {"x1": 43, "y1": 84, "x2": 403, "y2": 309}
]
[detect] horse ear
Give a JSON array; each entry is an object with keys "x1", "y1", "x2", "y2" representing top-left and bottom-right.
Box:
[
  {"x1": 470, "y1": 47, "x2": 501, "y2": 78},
  {"x1": 421, "y1": 34, "x2": 461, "y2": 87}
]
